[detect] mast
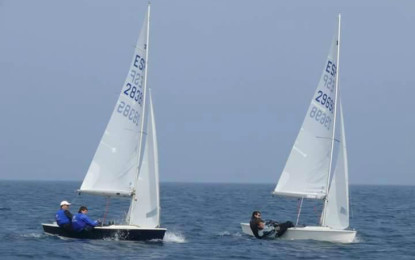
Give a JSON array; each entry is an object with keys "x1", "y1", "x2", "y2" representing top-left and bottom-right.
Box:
[
  {"x1": 128, "y1": 3, "x2": 151, "y2": 224},
  {"x1": 321, "y1": 13, "x2": 341, "y2": 226}
]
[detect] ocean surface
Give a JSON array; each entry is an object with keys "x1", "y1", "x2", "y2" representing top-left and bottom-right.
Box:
[{"x1": 0, "y1": 181, "x2": 414, "y2": 259}]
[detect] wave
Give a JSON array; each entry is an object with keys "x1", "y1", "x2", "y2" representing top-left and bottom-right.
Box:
[
  {"x1": 21, "y1": 233, "x2": 46, "y2": 239},
  {"x1": 217, "y1": 231, "x2": 242, "y2": 237},
  {"x1": 352, "y1": 235, "x2": 363, "y2": 243},
  {"x1": 163, "y1": 231, "x2": 186, "y2": 243}
]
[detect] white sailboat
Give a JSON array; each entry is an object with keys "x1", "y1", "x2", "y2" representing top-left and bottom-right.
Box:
[
  {"x1": 43, "y1": 4, "x2": 166, "y2": 241},
  {"x1": 241, "y1": 14, "x2": 356, "y2": 243}
]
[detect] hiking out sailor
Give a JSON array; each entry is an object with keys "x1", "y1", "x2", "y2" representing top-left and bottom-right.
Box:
[
  {"x1": 71, "y1": 206, "x2": 100, "y2": 232},
  {"x1": 249, "y1": 211, "x2": 294, "y2": 239},
  {"x1": 55, "y1": 200, "x2": 73, "y2": 231}
]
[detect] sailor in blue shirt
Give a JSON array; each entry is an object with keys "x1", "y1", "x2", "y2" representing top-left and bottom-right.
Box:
[
  {"x1": 72, "y1": 206, "x2": 100, "y2": 232},
  {"x1": 55, "y1": 200, "x2": 73, "y2": 231}
]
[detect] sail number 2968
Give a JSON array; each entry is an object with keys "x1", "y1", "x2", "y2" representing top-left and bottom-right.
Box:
[{"x1": 309, "y1": 106, "x2": 331, "y2": 130}]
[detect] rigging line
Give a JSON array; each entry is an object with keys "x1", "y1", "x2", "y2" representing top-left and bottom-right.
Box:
[
  {"x1": 315, "y1": 136, "x2": 340, "y2": 142},
  {"x1": 314, "y1": 202, "x2": 323, "y2": 224},
  {"x1": 350, "y1": 188, "x2": 354, "y2": 219},
  {"x1": 70, "y1": 189, "x2": 81, "y2": 205},
  {"x1": 296, "y1": 198, "x2": 303, "y2": 226},
  {"x1": 102, "y1": 197, "x2": 111, "y2": 225}
]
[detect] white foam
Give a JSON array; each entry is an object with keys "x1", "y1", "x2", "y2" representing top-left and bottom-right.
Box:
[
  {"x1": 163, "y1": 232, "x2": 186, "y2": 243},
  {"x1": 218, "y1": 231, "x2": 242, "y2": 237},
  {"x1": 22, "y1": 233, "x2": 44, "y2": 238},
  {"x1": 218, "y1": 231, "x2": 231, "y2": 236},
  {"x1": 352, "y1": 235, "x2": 362, "y2": 243}
]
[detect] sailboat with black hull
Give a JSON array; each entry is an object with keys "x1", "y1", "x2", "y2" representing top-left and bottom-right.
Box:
[
  {"x1": 241, "y1": 14, "x2": 356, "y2": 243},
  {"x1": 42, "y1": 4, "x2": 166, "y2": 241}
]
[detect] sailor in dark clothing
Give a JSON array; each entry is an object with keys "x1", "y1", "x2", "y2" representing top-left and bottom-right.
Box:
[
  {"x1": 249, "y1": 211, "x2": 294, "y2": 239},
  {"x1": 55, "y1": 200, "x2": 73, "y2": 231},
  {"x1": 272, "y1": 220, "x2": 295, "y2": 237},
  {"x1": 250, "y1": 211, "x2": 262, "y2": 238}
]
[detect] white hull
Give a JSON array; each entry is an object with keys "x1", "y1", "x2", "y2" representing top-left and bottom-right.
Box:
[{"x1": 240, "y1": 223, "x2": 356, "y2": 243}]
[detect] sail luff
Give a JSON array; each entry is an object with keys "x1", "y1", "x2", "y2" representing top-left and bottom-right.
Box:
[
  {"x1": 322, "y1": 14, "x2": 341, "y2": 226},
  {"x1": 128, "y1": 3, "x2": 151, "y2": 225}
]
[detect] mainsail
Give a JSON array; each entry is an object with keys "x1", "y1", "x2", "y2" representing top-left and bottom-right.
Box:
[
  {"x1": 80, "y1": 9, "x2": 150, "y2": 198},
  {"x1": 273, "y1": 26, "x2": 339, "y2": 199}
]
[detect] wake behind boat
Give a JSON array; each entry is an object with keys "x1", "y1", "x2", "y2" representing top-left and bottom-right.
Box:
[
  {"x1": 241, "y1": 14, "x2": 357, "y2": 243},
  {"x1": 42, "y1": 4, "x2": 166, "y2": 241}
]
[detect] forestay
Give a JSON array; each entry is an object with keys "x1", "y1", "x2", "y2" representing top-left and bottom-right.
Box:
[
  {"x1": 80, "y1": 10, "x2": 149, "y2": 197},
  {"x1": 273, "y1": 27, "x2": 339, "y2": 199}
]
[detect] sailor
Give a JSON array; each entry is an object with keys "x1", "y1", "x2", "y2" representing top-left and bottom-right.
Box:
[
  {"x1": 71, "y1": 206, "x2": 100, "y2": 232},
  {"x1": 55, "y1": 200, "x2": 73, "y2": 231},
  {"x1": 249, "y1": 211, "x2": 294, "y2": 239}
]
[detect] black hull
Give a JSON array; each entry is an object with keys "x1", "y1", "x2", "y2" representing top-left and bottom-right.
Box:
[{"x1": 42, "y1": 224, "x2": 166, "y2": 241}]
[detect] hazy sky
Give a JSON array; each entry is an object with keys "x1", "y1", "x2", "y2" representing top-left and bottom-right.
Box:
[{"x1": 1, "y1": 0, "x2": 414, "y2": 185}]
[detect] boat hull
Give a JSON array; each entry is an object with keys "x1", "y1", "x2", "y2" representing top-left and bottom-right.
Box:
[
  {"x1": 240, "y1": 223, "x2": 356, "y2": 243},
  {"x1": 42, "y1": 223, "x2": 166, "y2": 241}
]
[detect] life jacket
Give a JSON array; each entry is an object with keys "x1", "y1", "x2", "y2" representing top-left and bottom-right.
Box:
[{"x1": 55, "y1": 209, "x2": 71, "y2": 226}]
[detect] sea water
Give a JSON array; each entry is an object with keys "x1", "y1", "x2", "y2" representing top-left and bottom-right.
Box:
[{"x1": 0, "y1": 181, "x2": 414, "y2": 259}]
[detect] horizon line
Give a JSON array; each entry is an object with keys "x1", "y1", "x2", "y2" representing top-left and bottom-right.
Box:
[{"x1": 0, "y1": 178, "x2": 413, "y2": 187}]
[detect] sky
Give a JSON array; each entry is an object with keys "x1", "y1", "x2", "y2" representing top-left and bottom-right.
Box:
[{"x1": 0, "y1": 0, "x2": 414, "y2": 185}]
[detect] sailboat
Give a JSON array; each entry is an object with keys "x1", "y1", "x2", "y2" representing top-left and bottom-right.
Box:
[
  {"x1": 42, "y1": 4, "x2": 166, "y2": 241},
  {"x1": 241, "y1": 14, "x2": 357, "y2": 243}
]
